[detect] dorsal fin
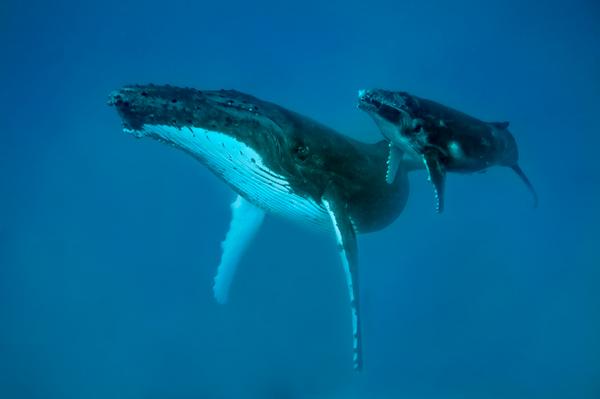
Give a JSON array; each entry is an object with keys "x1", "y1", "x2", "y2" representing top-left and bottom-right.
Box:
[{"x1": 490, "y1": 121, "x2": 510, "y2": 129}]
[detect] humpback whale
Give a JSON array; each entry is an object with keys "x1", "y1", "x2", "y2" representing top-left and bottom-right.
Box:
[
  {"x1": 108, "y1": 84, "x2": 413, "y2": 370},
  {"x1": 358, "y1": 89, "x2": 538, "y2": 213}
]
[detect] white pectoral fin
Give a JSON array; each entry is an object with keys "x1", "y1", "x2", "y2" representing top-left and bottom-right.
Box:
[
  {"x1": 213, "y1": 195, "x2": 265, "y2": 304},
  {"x1": 323, "y1": 195, "x2": 362, "y2": 371},
  {"x1": 386, "y1": 142, "x2": 403, "y2": 184}
]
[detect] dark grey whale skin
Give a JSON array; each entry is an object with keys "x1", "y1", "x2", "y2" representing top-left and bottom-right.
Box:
[
  {"x1": 108, "y1": 84, "x2": 414, "y2": 371},
  {"x1": 109, "y1": 84, "x2": 410, "y2": 233},
  {"x1": 359, "y1": 88, "x2": 538, "y2": 212}
]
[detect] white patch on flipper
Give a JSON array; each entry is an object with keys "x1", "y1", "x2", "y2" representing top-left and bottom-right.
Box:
[
  {"x1": 323, "y1": 199, "x2": 360, "y2": 369},
  {"x1": 324, "y1": 200, "x2": 355, "y2": 305},
  {"x1": 132, "y1": 125, "x2": 330, "y2": 230},
  {"x1": 213, "y1": 195, "x2": 265, "y2": 304}
]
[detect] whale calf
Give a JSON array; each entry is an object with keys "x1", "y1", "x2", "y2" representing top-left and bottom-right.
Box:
[
  {"x1": 358, "y1": 89, "x2": 538, "y2": 213},
  {"x1": 109, "y1": 84, "x2": 413, "y2": 370}
]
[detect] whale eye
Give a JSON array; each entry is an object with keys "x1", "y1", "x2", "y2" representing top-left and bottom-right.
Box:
[
  {"x1": 411, "y1": 119, "x2": 424, "y2": 133},
  {"x1": 292, "y1": 144, "x2": 309, "y2": 161}
]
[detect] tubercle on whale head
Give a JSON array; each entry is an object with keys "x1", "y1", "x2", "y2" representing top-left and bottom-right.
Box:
[
  {"x1": 108, "y1": 84, "x2": 202, "y2": 131},
  {"x1": 357, "y1": 88, "x2": 424, "y2": 142},
  {"x1": 357, "y1": 89, "x2": 413, "y2": 115},
  {"x1": 107, "y1": 84, "x2": 281, "y2": 138}
]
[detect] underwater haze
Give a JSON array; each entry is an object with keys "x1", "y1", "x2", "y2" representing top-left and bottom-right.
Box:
[{"x1": 1, "y1": 0, "x2": 599, "y2": 398}]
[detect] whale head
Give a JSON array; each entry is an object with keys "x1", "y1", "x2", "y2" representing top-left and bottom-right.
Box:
[
  {"x1": 108, "y1": 85, "x2": 301, "y2": 210},
  {"x1": 108, "y1": 84, "x2": 286, "y2": 141},
  {"x1": 107, "y1": 84, "x2": 300, "y2": 184},
  {"x1": 107, "y1": 84, "x2": 340, "y2": 228},
  {"x1": 358, "y1": 89, "x2": 428, "y2": 152}
]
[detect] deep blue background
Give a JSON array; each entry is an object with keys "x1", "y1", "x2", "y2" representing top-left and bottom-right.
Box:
[{"x1": 1, "y1": 0, "x2": 599, "y2": 398}]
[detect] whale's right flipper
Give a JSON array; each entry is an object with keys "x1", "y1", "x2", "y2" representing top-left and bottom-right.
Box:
[
  {"x1": 423, "y1": 151, "x2": 446, "y2": 213},
  {"x1": 510, "y1": 164, "x2": 538, "y2": 208},
  {"x1": 213, "y1": 195, "x2": 265, "y2": 304},
  {"x1": 323, "y1": 193, "x2": 362, "y2": 371}
]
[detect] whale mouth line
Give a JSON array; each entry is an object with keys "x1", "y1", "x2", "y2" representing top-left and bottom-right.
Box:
[
  {"x1": 358, "y1": 91, "x2": 383, "y2": 110},
  {"x1": 361, "y1": 97, "x2": 383, "y2": 109},
  {"x1": 123, "y1": 126, "x2": 146, "y2": 138},
  {"x1": 358, "y1": 90, "x2": 396, "y2": 115}
]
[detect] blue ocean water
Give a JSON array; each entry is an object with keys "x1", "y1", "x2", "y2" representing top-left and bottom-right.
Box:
[{"x1": 1, "y1": 0, "x2": 599, "y2": 397}]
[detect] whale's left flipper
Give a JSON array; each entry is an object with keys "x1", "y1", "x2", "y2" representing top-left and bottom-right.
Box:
[
  {"x1": 213, "y1": 195, "x2": 265, "y2": 304},
  {"x1": 323, "y1": 194, "x2": 362, "y2": 371},
  {"x1": 386, "y1": 142, "x2": 403, "y2": 184},
  {"x1": 510, "y1": 164, "x2": 539, "y2": 208}
]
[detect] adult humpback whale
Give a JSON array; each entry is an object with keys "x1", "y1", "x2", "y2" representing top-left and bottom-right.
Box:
[
  {"x1": 108, "y1": 84, "x2": 412, "y2": 370},
  {"x1": 358, "y1": 89, "x2": 538, "y2": 213}
]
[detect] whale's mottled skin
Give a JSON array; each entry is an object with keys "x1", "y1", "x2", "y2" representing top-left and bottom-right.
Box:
[
  {"x1": 358, "y1": 89, "x2": 538, "y2": 213},
  {"x1": 109, "y1": 84, "x2": 412, "y2": 370}
]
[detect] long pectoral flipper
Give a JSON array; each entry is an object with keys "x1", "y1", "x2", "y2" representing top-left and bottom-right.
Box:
[
  {"x1": 386, "y1": 142, "x2": 404, "y2": 184},
  {"x1": 213, "y1": 195, "x2": 265, "y2": 304},
  {"x1": 323, "y1": 195, "x2": 362, "y2": 371},
  {"x1": 423, "y1": 151, "x2": 447, "y2": 213}
]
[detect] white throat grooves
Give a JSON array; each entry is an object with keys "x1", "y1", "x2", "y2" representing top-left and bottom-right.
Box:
[{"x1": 137, "y1": 124, "x2": 330, "y2": 229}]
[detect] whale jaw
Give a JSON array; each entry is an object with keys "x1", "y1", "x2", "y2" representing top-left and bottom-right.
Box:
[{"x1": 128, "y1": 124, "x2": 330, "y2": 230}]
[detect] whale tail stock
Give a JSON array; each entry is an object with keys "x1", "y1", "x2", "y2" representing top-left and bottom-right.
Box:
[{"x1": 510, "y1": 164, "x2": 538, "y2": 208}]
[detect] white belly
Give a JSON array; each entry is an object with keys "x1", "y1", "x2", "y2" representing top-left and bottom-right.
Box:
[{"x1": 132, "y1": 125, "x2": 330, "y2": 230}]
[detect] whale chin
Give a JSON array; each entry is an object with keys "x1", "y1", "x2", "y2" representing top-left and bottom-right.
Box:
[
  {"x1": 124, "y1": 123, "x2": 331, "y2": 230},
  {"x1": 123, "y1": 127, "x2": 146, "y2": 138}
]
